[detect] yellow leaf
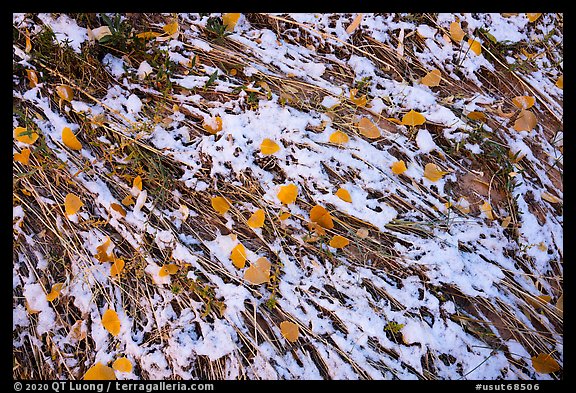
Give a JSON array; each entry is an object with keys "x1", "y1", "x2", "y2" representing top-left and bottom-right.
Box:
[
  {"x1": 555, "y1": 75, "x2": 563, "y2": 89},
  {"x1": 541, "y1": 191, "x2": 562, "y2": 204},
  {"x1": 26, "y1": 69, "x2": 39, "y2": 88},
  {"x1": 62, "y1": 127, "x2": 82, "y2": 150},
  {"x1": 310, "y1": 205, "x2": 334, "y2": 229},
  {"x1": 46, "y1": 283, "x2": 64, "y2": 302},
  {"x1": 260, "y1": 139, "x2": 281, "y2": 155},
  {"x1": 162, "y1": 21, "x2": 179, "y2": 36},
  {"x1": 211, "y1": 196, "x2": 231, "y2": 215},
  {"x1": 230, "y1": 243, "x2": 247, "y2": 269},
  {"x1": 122, "y1": 195, "x2": 135, "y2": 206},
  {"x1": 112, "y1": 357, "x2": 132, "y2": 373},
  {"x1": 102, "y1": 309, "x2": 121, "y2": 336},
  {"x1": 391, "y1": 160, "x2": 407, "y2": 175},
  {"x1": 56, "y1": 85, "x2": 74, "y2": 102},
  {"x1": 531, "y1": 353, "x2": 560, "y2": 374},
  {"x1": 14, "y1": 148, "x2": 31, "y2": 165},
  {"x1": 65, "y1": 193, "x2": 84, "y2": 216},
  {"x1": 512, "y1": 95, "x2": 535, "y2": 110},
  {"x1": 14, "y1": 126, "x2": 39, "y2": 144},
  {"x1": 514, "y1": 109, "x2": 538, "y2": 132},
  {"x1": 329, "y1": 235, "x2": 349, "y2": 249},
  {"x1": 222, "y1": 13, "x2": 241, "y2": 31},
  {"x1": 480, "y1": 201, "x2": 494, "y2": 220},
  {"x1": 133, "y1": 175, "x2": 143, "y2": 191},
  {"x1": 159, "y1": 263, "x2": 178, "y2": 277},
  {"x1": 203, "y1": 116, "x2": 223, "y2": 134},
  {"x1": 279, "y1": 212, "x2": 291, "y2": 221},
  {"x1": 349, "y1": 88, "x2": 367, "y2": 106},
  {"x1": 501, "y1": 216, "x2": 512, "y2": 228},
  {"x1": 357, "y1": 117, "x2": 380, "y2": 139},
  {"x1": 346, "y1": 13, "x2": 363, "y2": 34},
  {"x1": 137, "y1": 31, "x2": 162, "y2": 40},
  {"x1": 329, "y1": 130, "x2": 349, "y2": 144},
  {"x1": 467, "y1": 111, "x2": 487, "y2": 122},
  {"x1": 386, "y1": 117, "x2": 403, "y2": 125},
  {"x1": 335, "y1": 188, "x2": 352, "y2": 203},
  {"x1": 401, "y1": 110, "x2": 426, "y2": 126},
  {"x1": 110, "y1": 203, "x2": 126, "y2": 217},
  {"x1": 277, "y1": 184, "x2": 298, "y2": 205},
  {"x1": 247, "y1": 209, "x2": 266, "y2": 228},
  {"x1": 468, "y1": 39, "x2": 482, "y2": 55},
  {"x1": 253, "y1": 256, "x2": 272, "y2": 271},
  {"x1": 421, "y1": 69, "x2": 441, "y2": 87},
  {"x1": 83, "y1": 362, "x2": 116, "y2": 380},
  {"x1": 244, "y1": 257, "x2": 271, "y2": 285},
  {"x1": 96, "y1": 237, "x2": 114, "y2": 263},
  {"x1": 110, "y1": 258, "x2": 125, "y2": 277},
  {"x1": 450, "y1": 21, "x2": 465, "y2": 42},
  {"x1": 423, "y1": 163, "x2": 447, "y2": 182},
  {"x1": 308, "y1": 221, "x2": 326, "y2": 236},
  {"x1": 25, "y1": 29, "x2": 32, "y2": 53},
  {"x1": 527, "y1": 13, "x2": 542, "y2": 23},
  {"x1": 280, "y1": 320, "x2": 299, "y2": 343}
]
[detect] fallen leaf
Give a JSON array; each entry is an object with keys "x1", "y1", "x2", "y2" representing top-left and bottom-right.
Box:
[
  {"x1": 102, "y1": 309, "x2": 121, "y2": 336},
  {"x1": 280, "y1": 320, "x2": 299, "y2": 342},
  {"x1": 401, "y1": 110, "x2": 426, "y2": 126},
  {"x1": 277, "y1": 184, "x2": 298, "y2": 205},
  {"x1": 222, "y1": 13, "x2": 241, "y2": 31},
  {"x1": 96, "y1": 237, "x2": 113, "y2": 262},
  {"x1": 421, "y1": 69, "x2": 441, "y2": 87},
  {"x1": 514, "y1": 109, "x2": 537, "y2": 131},
  {"x1": 110, "y1": 258, "x2": 125, "y2": 277},
  {"x1": 122, "y1": 195, "x2": 135, "y2": 206},
  {"x1": 423, "y1": 163, "x2": 448, "y2": 182},
  {"x1": 357, "y1": 117, "x2": 380, "y2": 139},
  {"x1": 467, "y1": 111, "x2": 487, "y2": 122},
  {"x1": 260, "y1": 138, "x2": 281, "y2": 155},
  {"x1": 14, "y1": 126, "x2": 39, "y2": 144},
  {"x1": 26, "y1": 69, "x2": 39, "y2": 88},
  {"x1": 391, "y1": 160, "x2": 407, "y2": 175},
  {"x1": 349, "y1": 88, "x2": 367, "y2": 106},
  {"x1": 247, "y1": 209, "x2": 266, "y2": 228},
  {"x1": 162, "y1": 21, "x2": 179, "y2": 37},
  {"x1": 14, "y1": 148, "x2": 31, "y2": 165},
  {"x1": 310, "y1": 205, "x2": 334, "y2": 229},
  {"x1": 329, "y1": 130, "x2": 349, "y2": 144},
  {"x1": 480, "y1": 201, "x2": 494, "y2": 220},
  {"x1": 203, "y1": 116, "x2": 223, "y2": 134},
  {"x1": 346, "y1": 13, "x2": 363, "y2": 34},
  {"x1": 244, "y1": 257, "x2": 271, "y2": 285},
  {"x1": 386, "y1": 117, "x2": 403, "y2": 125},
  {"x1": 136, "y1": 31, "x2": 162, "y2": 40},
  {"x1": 308, "y1": 221, "x2": 326, "y2": 236},
  {"x1": 468, "y1": 39, "x2": 482, "y2": 55},
  {"x1": 556, "y1": 294, "x2": 563, "y2": 315},
  {"x1": 90, "y1": 26, "x2": 112, "y2": 41},
  {"x1": 65, "y1": 193, "x2": 84, "y2": 216},
  {"x1": 83, "y1": 362, "x2": 116, "y2": 380},
  {"x1": 555, "y1": 75, "x2": 563, "y2": 89},
  {"x1": 450, "y1": 21, "x2": 465, "y2": 42},
  {"x1": 159, "y1": 263, "x2": 178, "y2": 277},
  {"x1": 230, "y1": 243, "x2": 247, "y2": 269},
  {"x1": 501, "y1": 216, "x2": 512, "y2": 228},
  {"x1": 133, "y1": 175, "x2": 143, "y2": 192},
  {"x1": 329, "y1": 235, "x2": 350, "y2": 249},
  {"x1": 112, "y1": 357, "x2": 132, "y2": 373},
  {"x1": 527, "y1": 13, "x2": 542, "y2": 23},
  {"x1": 512, "y1": 95, "x2": 535, "y2": 110},
  {"x1": 279, "y1": 212, "x2": 291, "y2": 221},
  {"x1": 335, "y1": 188, "x2": 352, "y2": 203},
  {"x1": 62, "y1": 127, "x2": 82, "y2": 150},
  {"x1": 531, "y1": 353, "x2": 560, "y2": 374},
  {"x1": 541, "y1": 191, "x2": 562, "y2": 204},
  {"x1": 25, "y1": 29, "x2": 32, "y2": 52},
  {"x1": 46, "y1": 283, "x2": 64, "y2": 302},
  {"x1": 211, "y1": 196, "x2": 231, "y2": 215},
  {"x1": 110, "y1": 203, "x2": 126, "y2": 217},
  {"x1": 356, "y1": 228, "x2": 369, "y2": 238}
]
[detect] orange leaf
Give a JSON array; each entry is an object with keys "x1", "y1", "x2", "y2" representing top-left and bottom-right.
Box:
[
  {"x1": 450, "y1": 21, "x2": 465, "y2": 42},
  {"x1": 335, "y1": 188, "x2": 352, "y2": 203},
  {"x1": 137, "y1": 31, "x2": 162, "y2": 40},
  {"x1": 329, "y1": 130, "x2": 349, "y2": 144},
  {"x1": 527, "y1": 13, "x2": 542, "y2": 23},
  {"x1": 349, "y1": 88, "x2": 367, "y2": 107},
  {"x1": 211, "y1": 196, "x2": 231, "y2": 215},
  {"x1": 62, "y1": 127, "x2": 82, "y2": 150},
  {"x1": 260, "y1": 139, "x2": 281, "y2": 155},
  {"x1": 329, "y1": 235, "x2": 349, "y2": 249},
  {"x1": 222, "y1": 13, "x2": 241, "y2": 31},
  {"x1": 555, "y1": 75, "x2": 563, "y2": 89},
  {"x1": 96, "y1": 237, "x2": 114, "y2": 262},
  {"x1": 480, "y1": 201, "x2": 494, "y2": 220},
  {"x1": 25, "y1": 29, "x2": 32, "y2": 53},
  {"x1": 247, "y1": 209, "x2": 265, "y2": 228},
  {"x1": 56, "y1": 85, "x2": 74, "y2": 102},
  {"x1": 512, "y1": 95, "x2": 535, "y2": 110},
  {"x1": 83, "y1": 362, "x2": 116, "y2": 380},
  {"x1": 102, "y1": 309, "x2": 121, "y2": 336},
  {"x1": 203, "y1": 116, "x2": 223, "y2": 134},
  {"x1": 110, "y1": 258, "x2": 125, "y2": 277},
  {"x1": 386, "y1": 117, "x2": 403, "y2": 125},
  {"x1": 230, "y1": 243, "x2": 247, "y2": 269},
  {"x1": 65, "y1": 193, "x2": 84, "y2": 216},
  {"x1": 112, "y1": 357, "x2": 133, "y2": 373},
  {"x1": 133, "y1": 175, "x2": 143, "y2": 191},
  {"x1": 357, "y1": 117, "x2": 380, "y2": 139},
  {"x1": 467, "y1": 111, "x2": 487, "y2": 122},
  {"x1": 14, "y1": 148, "x2": 31, "y2": 165},
  {"x1": 401, "y1": 110, "x2": 426, "y2": 126},
  {"x1": 391, "y1": 160, "x2": 407, "y2": 175},
  {"x1": 14, "y1": 126, "x2": 39, "y2": 144},
  {"x1": 346, "y1": 13, "x2": 363, "y2": 34},
  {"x1": 110, "y1": 203, "x2": 127, "y2": 217},
  {"x1": 310, "y1": 205, "x2": 334, "y2": 229},
  {"x1": 46, "y1": 283, "x2": 64, "y2": 302},
  {"x1": 308, "y1": 221, "x2": 326, "y2": 236},
  {"x1": 467, "y1": 39, "x2": 482, "y2": 55},
  {"x1": 159, "y1": 263, "x2": 178, "y2": 277},
  {"x1": 514, "y1": 109, "x2": 538, "y2": 131},
  {"x1": 277, "y1": 184, "x2": 298, "y2": 205},
  {"x1": 26, "y1": 69, "x2": 39, "y2": 88},
  {"x1": 423, "y1": 163, "x2": 448, "y2": 182},
  {"x1": 279, "y1": 212, "x2": 291, "y2": 221},
  {"x1": 122, "y1": 195, "x2": 135, "y2": 206},
  {"x1": 531, "y1": 353, "x2": 560, "y2": 374},
  {"x1": 280, "y1": 320, "x2": 299, "y2": 342},
  {"x1": 244, "y1": 257, "x2": 271, "y2": 285},
  {"x1": 421, "y1": 69, "x2": 441, "y2": 87}
]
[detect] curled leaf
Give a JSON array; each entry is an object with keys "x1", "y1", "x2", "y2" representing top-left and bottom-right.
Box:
[
  {"x1": 133, "y1": 175, "x2": 143, "y2": 192},
  {"x1": 357, "y1": 117, "x2": 380, "y2": 139},
  {"x1": 329, "y1": 130, "x2": 349, "y2": 144},
  {"x1": 102, "y1": 309, "x2": 121, "y2": 336},
  {"x1": 335, "y1": 188, "x2": 352, "y2": 203},
  {"x1": 260, "y1": 139, "x2": 281, "y2": 155},
  {"x1": 280, "y1": 320, "x2": 299, "y2": 343},
  {"x1": 162, "y1": 21, "x2": 179, "y2": 37},
  {"x1": 401, "y1": 110, "x2": 426, "y2": 126},
  {"x1": 277, "y1": 184, "x2": 298, "y2": 205},
  {"x1": 346, "y1": 13, "x2": 363, "y2": 34},
  {"x1": 391, "y1": 160, "x2": 407, "y2": 175},
  {"x1": 247, "y1": 209, "x2": 266, "y2": 228},
  {"x1": 65, "y1": 193, "x2": 84, "y2": 216},
  {"x1": 230, "y1": 243, "x2": 247, "y2": 269},
  {"x1": 211, "y1": 196, "x2": 231, "y2": 215},
  {"x1": 62, "y1": 127, "x2": 82, "y2": 150},
  {"x1": 122, "y1": 195, "x2": 135, "y2": 206},
  {"x1": 26, "y1": 69, "x2": 39, "y2": 88}
]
